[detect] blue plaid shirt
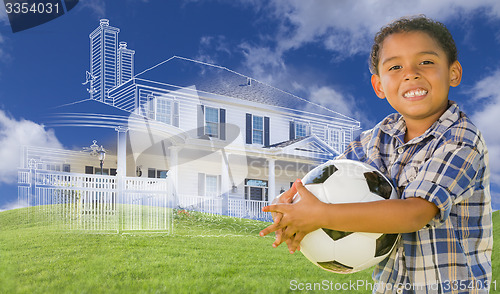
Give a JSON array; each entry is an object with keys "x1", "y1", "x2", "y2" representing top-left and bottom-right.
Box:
[{"x1": 339, "y1": 102, "x2": 493, "y2": 293}]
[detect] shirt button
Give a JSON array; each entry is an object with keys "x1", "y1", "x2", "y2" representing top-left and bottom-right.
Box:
[
  {"x1": 397, "y1": 148, "x2": 404, "y2": 154},
  {"x1": 409, "y1": 176, "x2": 415, "y2": 182},
  {"x1": 380, "y1": 167, "x2": 386, "y2": 173}
]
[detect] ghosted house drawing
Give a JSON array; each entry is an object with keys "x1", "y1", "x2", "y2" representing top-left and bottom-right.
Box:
[{"x1": 18, "y1": 19, "x2": 360, "y2": 229}]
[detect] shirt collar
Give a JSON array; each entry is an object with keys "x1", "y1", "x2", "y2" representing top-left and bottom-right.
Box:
[{"x1": 379, "y1": 101, "x2": 461, "y2": 143}]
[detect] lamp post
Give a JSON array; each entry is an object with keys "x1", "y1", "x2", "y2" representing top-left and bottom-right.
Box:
[
  {"x1": 84, "y1": 140, "x2": 107, "y2": 175},
  {"x1": 98, "y1": 145, "x2": 106, "y2": 175}
]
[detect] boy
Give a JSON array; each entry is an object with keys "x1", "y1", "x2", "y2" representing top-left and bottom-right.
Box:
[{"x1": 260, "y1": 16, "x2": 492, "y2": 293}]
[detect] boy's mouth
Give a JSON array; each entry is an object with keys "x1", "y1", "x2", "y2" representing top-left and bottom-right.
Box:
[{"x1": 403, "y1": 88, "x2": 428, "y2": 98}]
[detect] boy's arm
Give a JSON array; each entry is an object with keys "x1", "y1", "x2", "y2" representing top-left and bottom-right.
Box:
[{"x1": 259, "y1": 179, "x2": 438, "y2": 253}]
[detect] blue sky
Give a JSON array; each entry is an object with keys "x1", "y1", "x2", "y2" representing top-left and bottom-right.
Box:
[{"x1": 0, "y1": 0, "x2": 499, "y2": 210}]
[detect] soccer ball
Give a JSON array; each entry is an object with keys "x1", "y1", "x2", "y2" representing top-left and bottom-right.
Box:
[{"x1": 277, "y1": 159, "x2": 400, "y2": 274}]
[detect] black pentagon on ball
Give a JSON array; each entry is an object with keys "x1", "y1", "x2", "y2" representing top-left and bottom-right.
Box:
[
  {"x1": 302, "y1": 163, "x2": 338, "y2": 185},
  {"x1": 375, "y1": 233, "x2": 399, "y2": 257},
  {"x1": 322, "y1": 228, "x2": 353, "y2": 241},
  {"x1": 364, "y1": 171, "x2": 393, "y2": 199},
  {"x1": 317, "y1": 260, "x2": 354, "y2": 273}
]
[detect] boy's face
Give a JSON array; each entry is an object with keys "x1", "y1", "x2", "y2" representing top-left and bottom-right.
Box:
[{"x1": 371, "y1": 31, "x2": 462, "y2": 126}]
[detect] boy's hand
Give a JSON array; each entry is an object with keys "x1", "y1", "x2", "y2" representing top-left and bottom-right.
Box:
[
  {"x1": 267, "y1": 181, "x2": 297, "y2": 250},
  {"x1": 260, "y1": 179, "x2": 324, "y2": 253},
  {"x1": 270, "y1": 181, "x2": 298, "y2": 224}
]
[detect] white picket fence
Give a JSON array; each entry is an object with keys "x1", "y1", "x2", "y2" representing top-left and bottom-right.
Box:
[
  {"x1": 18, "y1": 169, "x2": 173, "y2": 232},
  {"x1": 18, "y1": 169, "x2": 272, "y2": 232},
  {"x1": 228, "y1": 198, "x2": 270, "y2": 221},
  {"x1": 171, "y1": 195, "x2": 271, "y2": 222}
]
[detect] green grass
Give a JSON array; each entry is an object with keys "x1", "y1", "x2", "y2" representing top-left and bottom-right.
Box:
[{"x1": 0, "y1": 208, "x2": 498, "y2": 294}]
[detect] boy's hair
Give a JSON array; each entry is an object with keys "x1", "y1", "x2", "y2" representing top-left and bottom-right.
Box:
[{"x1": 369, "y1": 15, "x2": 458, "y2": 75}]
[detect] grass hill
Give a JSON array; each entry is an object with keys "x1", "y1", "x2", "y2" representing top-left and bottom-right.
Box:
[{"x1": 0, "y1": 208, "x2": 498, "y2": 293}]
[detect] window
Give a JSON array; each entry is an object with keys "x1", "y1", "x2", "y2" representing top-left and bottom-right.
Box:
[
  {"x1": 326, "y1": 128, "x2": 343, "y2": 152},
  {"x1": 199, "y1": 106, "x2": 225, "y2": 140},
  {"x1": 145, "y1": 93, "x2": 179, "y2": 126},
  {"x1": 246, "y1": 114, "x2": 269, "y2": 146},
  {"x1": 156, "y1": 98, "x2": 172, "y2": 125},
  {"x1": 85, "y1": 166, "x2": 94, "y2": 174},
  {"x1": 95, "y1": 168, "x2": 109, "y2": 175},
  {"x1": 244, "y1": 179, "x2": 268, "y2": 201},
  {"x1": 63, "y1": 164, "x2": 71, "y2": 173},
  {"x1": 85, "y1": 166, "x2": 115, "y2": 176},
  {"x1": 205, "y1": 175, "x2": 218, "y2": 197},
  {"x1": 148, "y1": 168, "x2": 168, "y2": 179},
  {"x1": 198, "y1": 173, "x2": 220, "y2": 197},
  {"x1": 295, "y1": 122, "x2": 308, "y2": 138},
  {"x1": 146, "y1": 93, "x2": 155, "y2": 119},
  {"x1": 205, "y1": 107, "x2": 219, "y2": 137},
  {"x1": 157, "y1": 170, "x2": 168, "y2": 179},
  {"x1": 46, "y1": 164, "x2": 61, "y2": 172},
  {"x1": 252, "y1": 116, "x2": 263, "y2": 144}
]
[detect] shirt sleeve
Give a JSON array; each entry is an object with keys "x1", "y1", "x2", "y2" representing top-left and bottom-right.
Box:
[{"x1": 402, "y1": 142, "x2": 484, "y2": 227}]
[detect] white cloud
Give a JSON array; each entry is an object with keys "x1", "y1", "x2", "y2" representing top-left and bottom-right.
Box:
[
  {"x1": 469, "y1": 69, "x2": 500, "y2": 185},
  {"x1": 234, "y1": 0, "x2": 500, "y2": 115},
  {"x1": 239, "y1": 0, "x2": 500, "y2": 71},
  {"x1": 239, "y1": 42, "x2": 286, "y2": 85},
  {"x1": 0, "y1": 34, "x2": 6, "y2": 61},
  {"x1": 0, "y1": 9, "x2": 8, "y2": 61},
  {"x1": 306, "y1": 85, "x2": 375, "y2": 129},
  {"x1": 0, "y1": 110, "x2": 63, "y2": 184},
  {"x1": 195, "y1": 35, "x2": 232, "y2": 65},
  {"x1": 307, "y1": 86, "x2": 356, "y2": 118},
  {"x1": 0, "y1": 3, "x2": 8, "y2": 25},
  {"x1": 0, "y1": 198, "x2": 28, "y2": 212},
  {"x1": 79, "y1": 0, "x2": 106, "y2": 17},
  {"x1": 266, "y1": 0, "x2": 500, "y2": 59}
]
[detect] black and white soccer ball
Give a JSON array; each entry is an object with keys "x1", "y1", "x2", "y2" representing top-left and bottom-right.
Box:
[{"x1": 279, "y1": 159, "x2": 400, "y2": 274}]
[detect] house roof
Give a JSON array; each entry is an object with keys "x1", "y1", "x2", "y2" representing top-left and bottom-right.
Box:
[
  {"x1": 51, "y1": 98, "x2": 131, "y2": 117},
  {"x1": 266, "y1": 135, "x2": 340, "y2": 160},
  {"x1": 267, "y1": 136, "x2": 310, "y2": 148},
  {"x1": 134, "y1": 56, "x2": 359, "y2": 123}
]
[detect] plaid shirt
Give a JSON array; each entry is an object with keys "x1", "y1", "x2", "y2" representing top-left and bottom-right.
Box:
[{"x1": 339, "y1": 102, "x2": 493, "y2": 293}]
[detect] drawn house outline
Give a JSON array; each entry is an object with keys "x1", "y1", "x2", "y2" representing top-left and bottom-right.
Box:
[{"x1": 19, "y1": 19, "x2": 360, "y2": 226}]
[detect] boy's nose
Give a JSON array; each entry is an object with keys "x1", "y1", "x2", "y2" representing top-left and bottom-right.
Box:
[
  {"x1": 404, "y1": 67, "x2": 420, "y2": 80},
  {"x1": 405, "y1": 74, "x2": 420, "y2": 80}
]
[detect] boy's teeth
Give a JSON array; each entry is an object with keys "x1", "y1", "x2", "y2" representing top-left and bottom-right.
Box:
[{"x1": 404, "y1": 89, "x2": 428, "y2": 98}]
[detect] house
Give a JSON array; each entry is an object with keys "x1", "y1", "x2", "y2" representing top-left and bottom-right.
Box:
[{"x1": 18, "y1": 20, "x2": 360, "y2": 227}]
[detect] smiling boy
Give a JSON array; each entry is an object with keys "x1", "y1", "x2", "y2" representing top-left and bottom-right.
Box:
[{"x1": 260, "y1": 16, "x2": 492, "y2": 293}]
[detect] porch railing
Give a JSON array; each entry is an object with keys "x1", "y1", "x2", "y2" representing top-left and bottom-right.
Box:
[{"x1": 229, "y1": 198, "x2": 271, "y2": 221}]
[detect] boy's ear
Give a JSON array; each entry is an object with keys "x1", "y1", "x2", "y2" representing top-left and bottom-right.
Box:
[
  {"x1": 371, "y1": 74, "x2": 386, "y2": 99},
  {"x1": 449, "y1": 60, "x2": 462, "y2": 87}
]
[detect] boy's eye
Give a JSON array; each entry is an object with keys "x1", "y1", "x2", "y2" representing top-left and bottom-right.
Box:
[
  {"x1": 420, "y1": 60, "x2": 434, "y2": 65},
  {"x1": 388, "y1": 65, "x2": 402, "y2": 71}
]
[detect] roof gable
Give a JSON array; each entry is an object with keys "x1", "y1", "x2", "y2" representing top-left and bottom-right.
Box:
[{"x1": 269, "y1": 135, "x2": 339, "y2": 161}]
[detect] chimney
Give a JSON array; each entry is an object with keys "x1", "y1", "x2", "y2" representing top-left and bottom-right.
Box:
[{"x1": 100, "y1": 19, "x2": 109, "y2": 27}]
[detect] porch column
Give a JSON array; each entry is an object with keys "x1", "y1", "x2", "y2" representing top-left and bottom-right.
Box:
[
  {"x1": 221, "y1": 150, "x2": 230, "y2": 215},
  {"x1": 168, "y1": 146, "x2": 180, "y2": 209},
  {"x1": 268, "y1": 158, "x2": 276, "y2": 203},
  {"x1": 115, "y1": 126, "x2": 128, "y2": 177},
  {"x1": 169, "y1": 146, "x2": 179, "y2": 196},
  {"x1": 115, "y1": 126, "x2": 128, "y2": 231}
]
